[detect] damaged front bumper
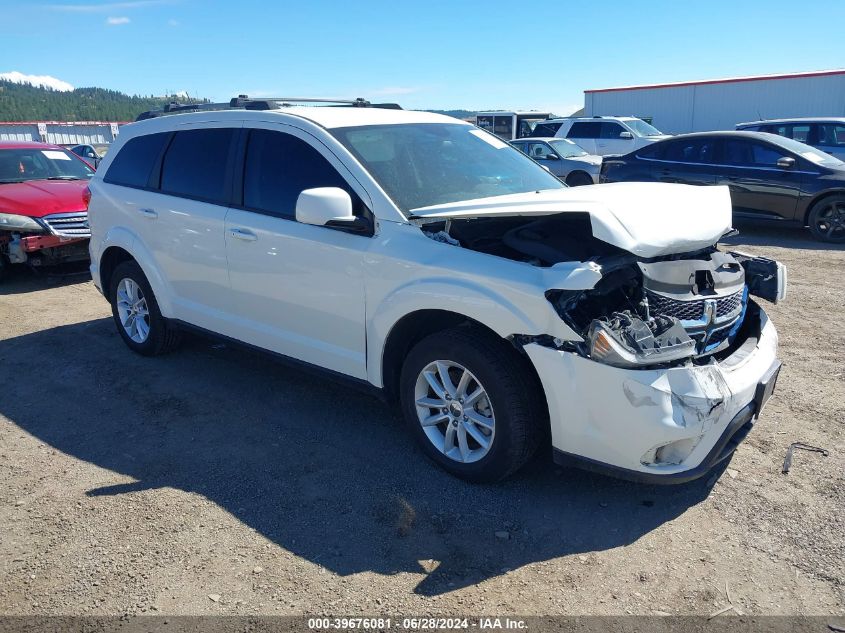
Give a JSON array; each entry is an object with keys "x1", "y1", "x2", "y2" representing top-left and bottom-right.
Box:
[{"x1": 525, "y1": 301, "x2": 780, "y2": 483}]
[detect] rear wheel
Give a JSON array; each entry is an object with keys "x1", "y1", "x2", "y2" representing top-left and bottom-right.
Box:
[
  {"x1": 808, "y1": 194, "x2": 845, "y2": 243},
  {"x1": 565, "y1": 171, "x2": 594, "y2": 187},
  {"x1": 399, "y1": 328, "x2": 545, "y2": 482},
  {"x1": 109, "y1": 260, "x2": 180, "y2": 356}
]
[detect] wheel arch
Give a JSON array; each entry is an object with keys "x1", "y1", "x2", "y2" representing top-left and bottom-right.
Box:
[
  {"x1": 802, "y1": 188, "x2": 845, "y2": 225},
  {"x1": 565, "y1": 170, "x2": 593, "y2": 186}
]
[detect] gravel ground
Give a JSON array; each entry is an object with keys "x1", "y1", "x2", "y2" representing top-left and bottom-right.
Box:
[{"x1": 0, "y1": 225, "x2": 842, "y2": 617}]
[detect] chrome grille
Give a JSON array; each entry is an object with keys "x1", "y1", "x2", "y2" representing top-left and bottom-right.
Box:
[
  {"x1": 42, "y1": 212, "x2": 90, "y2": 238},
  {"x1": 646, "y1": 289, "x2": 744, "y2": 322}
]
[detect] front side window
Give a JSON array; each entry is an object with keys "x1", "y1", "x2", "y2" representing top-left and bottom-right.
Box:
[
  {"x1": 243, "y1": 129, "x2": 359, "y2": 219},
  {"x1": 0, "y1": 147, "x2": 93, "y2": 184},
  {"x1": 599, "y1": 122, "x2": 625, "y2": 139},
  {"x1": 160, "y1": 128, "x2": 235, "y2": 203},
  {"x1": 722, "y1": 139, "x2": 787, "y2": 167},
  {"x1": 331, "y1": 123, "x2": 563, "y2": 213},
  {"x1": 817, "y1": 123, "x2": 845, "y2": 147},
  {"x1": 525, "y1": 142, "x2": 555, "y2": 159},
  {"x1": 567, "y1": 122, "x2": 601, "y2": 139}
]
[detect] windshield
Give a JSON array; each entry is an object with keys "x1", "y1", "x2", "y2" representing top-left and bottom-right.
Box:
[
  {"x1": 0, "y1": 147, "x2": 94, "y2": 183},
  {"x1": 625, "y1": 119, "x2": 663, "y2": 137},
  {"x1": 331, "y1": 123, "x2": 564, "y2": 212},
  {"x1": 761, "y1": 133, "x2": 845, "y2": 168},
  {"x1": 548, "y1": 139, "x2": 589, "y2": 158}
]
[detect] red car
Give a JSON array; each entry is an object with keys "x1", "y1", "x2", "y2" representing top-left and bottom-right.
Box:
[{"x1": 0, "y1": 141, "x2": 94, "y2": 279}]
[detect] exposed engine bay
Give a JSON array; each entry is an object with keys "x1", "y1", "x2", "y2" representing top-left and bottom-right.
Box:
[{"x1": 422, "y1": 213, "x2": 786, "y2": 369}]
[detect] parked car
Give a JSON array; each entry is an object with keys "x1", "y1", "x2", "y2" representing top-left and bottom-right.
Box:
[
  {"x1": 510, "y1": 137, "x2": 601, "y2": 186},
  {"x1": 69, "y1": 144, "x2": 103, "y2": 168},
  {"x1": 87, "y1": 97, "x2": 785, "y2": 484},
  {"x1": 546, "y1": 116, "x2": 670, "y2": 156},
  {"x1": 600, "y1": 131, "x2": 845, "y2": 243},
  {"x1": 475, "y1": 111, "x2": 553, "y2": 140},
  {"x1": 0, "y1": 141, "x2": 94, "y2": 278},
  {"x1": 736, "y1": 118, "x2": 845, "y2": 161}
]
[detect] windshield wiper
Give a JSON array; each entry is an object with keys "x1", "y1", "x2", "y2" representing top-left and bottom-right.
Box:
[{"x1": 45, "y1": 176, "x2": 83, "y2": 181}]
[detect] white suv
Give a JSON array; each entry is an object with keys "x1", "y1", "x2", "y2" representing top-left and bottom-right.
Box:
[
  {"x1": 87, "y1": 97, "x2": 785, "y2": 483},
  {"x1": 550, "y1": 116, "x2": 670, "y2": 156}
]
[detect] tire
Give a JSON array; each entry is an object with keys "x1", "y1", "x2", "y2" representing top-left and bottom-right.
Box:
[
  {"x1": 0, "y1": 256, "x2": 8, "y2": 283},
  {"x1": 109, "y1": 260, "x2": 180, "y2": 356},
  {"x1": 399, "y1": 327, "x2": 546, "y2": 482},
  {"x1": 565, "y1": 171, "x2": 594, "y2": 187},
  {"x1": 807, "y1": 194, "x2": 845, "y2": 243}
]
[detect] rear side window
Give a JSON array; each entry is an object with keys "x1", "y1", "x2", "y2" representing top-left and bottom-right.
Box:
[
  {"x1": 104, "y1": 132, "x2": 170, "y2": 188},
  {"x1": 567, "y1": 122, "x2": 601, "y2": 139},
  {"x1": 636, "y1": 142, "x2": 665, "y2": 159},
  {"x1": 243, "y1": 129, "x2": 360, "y2": 219},
  {"x1": 662, "y1": 138, "x2": 716, "y2": 163},
  {"x1": 160, "y1": 128, "x2": 235, "y2": 203}
]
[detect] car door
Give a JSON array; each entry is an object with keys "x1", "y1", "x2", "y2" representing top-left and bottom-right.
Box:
[
  {"x1": 224, "y1": 125, "x2": 372, "y2": 379},
  {"x1": 101, "y1": 125, "x2": 238, "y2": 332},
  {"x1": 565, "y1": 121, "x2": 600, "y2": 154},
  {"x1": 522, "y1": 141, "x2": 566, "y2": 177},
  {"x1": 715, "y1": 137, "x2": 804, "y2": 221},
  {"x1": 595, "y1": 122, "x2": 636, "y2": 156},
  {"x1": 653, "y1": 137, "x2": 718, "y2": 185}
]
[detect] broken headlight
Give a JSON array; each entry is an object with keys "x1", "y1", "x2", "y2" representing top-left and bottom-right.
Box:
[
  {"x1": 0, "y1": 213, "x2": 44, "y2": 233},
  {"x1": 588, "y1": 312, "x2": 695, "y2": 368}
]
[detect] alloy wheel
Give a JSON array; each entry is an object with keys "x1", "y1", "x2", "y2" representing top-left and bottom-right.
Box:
[
  {"x1": 815, "y1": 202, "x2": 845, "y2": 242},
  {"x1": 414, "y1": 360, "x2": 495, "y2": 463},
  {"x1": 116, "y1": 277, "x2": 151, "y2": 343}
]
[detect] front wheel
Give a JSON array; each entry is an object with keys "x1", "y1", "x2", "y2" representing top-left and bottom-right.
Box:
[
  {"x1": 109, "y1": 260, "x2": 180, "y2": 356},
  {"x1": 808, "y1": 194, "x2": 845, "y2": 243},
  {"x1": 565, "y1": 171, "x2": 594, "y2": 187},
  {"x1": 399, "y1": 328, "x2": 545, "y2": 482}
]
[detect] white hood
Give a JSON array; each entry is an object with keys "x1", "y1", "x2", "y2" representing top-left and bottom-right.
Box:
[{"x1": 408, "y1": 183, "x2": 732, "y2": 258}]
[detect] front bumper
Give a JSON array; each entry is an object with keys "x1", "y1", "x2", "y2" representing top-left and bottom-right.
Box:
[{"x1": 525, "y1": 302, "x2": 779, "y2": 483}]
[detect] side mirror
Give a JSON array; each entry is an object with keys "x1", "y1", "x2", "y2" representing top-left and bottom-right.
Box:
[
  {"x1": 295, "y1": 187, "x2": 371, "y2": 234},
  {"x1": 543, "y1": 154, "x2": 560, "y2": 161},
  {"x1": 777, "y1": 156, "x2": 796, "y2": 169},
  {"x1": 619, "y1": 131, "x2": 634, "y2": 139}
]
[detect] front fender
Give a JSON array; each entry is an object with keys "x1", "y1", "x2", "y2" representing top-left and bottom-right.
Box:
[
  {"x1": 366, "y1": 277, "x2": 578, "y2": 387},
  {"x1": 95, "y1": 226, "x2": 175, "y2": 318}
]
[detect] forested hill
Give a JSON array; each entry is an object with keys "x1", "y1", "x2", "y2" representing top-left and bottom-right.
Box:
[{"x1": 0, "y1": 80, "x2": 205, "y2": 121}]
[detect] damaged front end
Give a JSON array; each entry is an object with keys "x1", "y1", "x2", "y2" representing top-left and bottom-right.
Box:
[
  {"x1": 547, "y1": 247, "x2": 786, "y2": 369},
  {"x1": 0, "y1": 212, "x2": 90, "y2": 270}
]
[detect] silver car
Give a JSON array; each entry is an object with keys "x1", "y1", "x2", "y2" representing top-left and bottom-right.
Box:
[
  {"x1": 510, "y1": 137, "x2": 602, "y2": 186},
  {"x1": 735, "y1": 118, "x2": 845, "y2": 161}
]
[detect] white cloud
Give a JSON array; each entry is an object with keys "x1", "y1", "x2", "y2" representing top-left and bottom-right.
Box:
[
  {"x1": 48, "y1": 0, "x2": 171, "y2": 12},
  {"x1": 106, "y1": 15, "x2": 130, "y2": 24},
  {"x1": 0, "y1": 71, "x2": 74, "y2": 92}
]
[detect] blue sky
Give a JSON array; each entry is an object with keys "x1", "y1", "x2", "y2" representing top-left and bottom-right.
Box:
[{"x1": 2, "y1": 0, "x2": 840, "y2": 114}]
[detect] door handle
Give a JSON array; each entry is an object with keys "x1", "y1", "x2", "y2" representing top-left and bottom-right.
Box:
[
  {"x1": 229, "y1": 228, "x2": 257, "y2": 241},
  {"x1": 138, "y1": 208, "x2": 157, "y2": 218}
]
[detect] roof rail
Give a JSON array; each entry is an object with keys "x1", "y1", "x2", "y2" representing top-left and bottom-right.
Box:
[{"x1": 135, "y1": 95, "x2": 402, "y2": 121}]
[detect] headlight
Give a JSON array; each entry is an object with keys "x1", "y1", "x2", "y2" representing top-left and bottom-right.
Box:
[
  {"x1": 588, "y1": 312, "x2": 695, "y2": 368},
  {"x1": 0, "y1": 213, "x2": 45, "y2": 232}
]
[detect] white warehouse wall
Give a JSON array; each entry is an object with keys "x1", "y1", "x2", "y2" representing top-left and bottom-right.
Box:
[{"x1": 585, "y1": 72, "x2": 845, "y2": 134}]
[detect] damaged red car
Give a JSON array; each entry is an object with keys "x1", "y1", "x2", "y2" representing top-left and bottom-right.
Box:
[{"x1": 0, "y1": 141, "x2": 93, "y2": 279}]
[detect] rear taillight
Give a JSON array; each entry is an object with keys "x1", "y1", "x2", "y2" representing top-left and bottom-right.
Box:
[{"x1": 82, "y1": 186, "x2": 92, "y2": 208}]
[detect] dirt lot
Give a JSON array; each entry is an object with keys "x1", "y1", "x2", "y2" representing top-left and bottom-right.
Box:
[{"x1": 0, "y1": 225, "x2": 842, "y2": 617}]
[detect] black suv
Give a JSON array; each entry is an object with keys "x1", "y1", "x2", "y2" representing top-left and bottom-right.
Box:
[{"x1": 601, "y1": 131, "x2": 845, "y2": 242}]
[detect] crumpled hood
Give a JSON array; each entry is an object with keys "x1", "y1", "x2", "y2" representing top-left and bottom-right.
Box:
[
  {"x1": 0, "y1": 179, "x2": 89, "y2": 218},
  {"x1": 409, "y1": 183, "x2": 732, "y2": 258}
]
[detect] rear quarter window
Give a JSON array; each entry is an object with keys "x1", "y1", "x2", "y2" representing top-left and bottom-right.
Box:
[{"x1": 103, "y1": 132, "x2": 170, "y2": 188}]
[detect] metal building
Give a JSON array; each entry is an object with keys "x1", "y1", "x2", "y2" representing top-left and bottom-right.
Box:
[
  {"x1": 584, "y1": 69, "x2": 845, "y2": 134},
  {"x1": 0, "y1": 121, "x2": 126, "y2": 144}
]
